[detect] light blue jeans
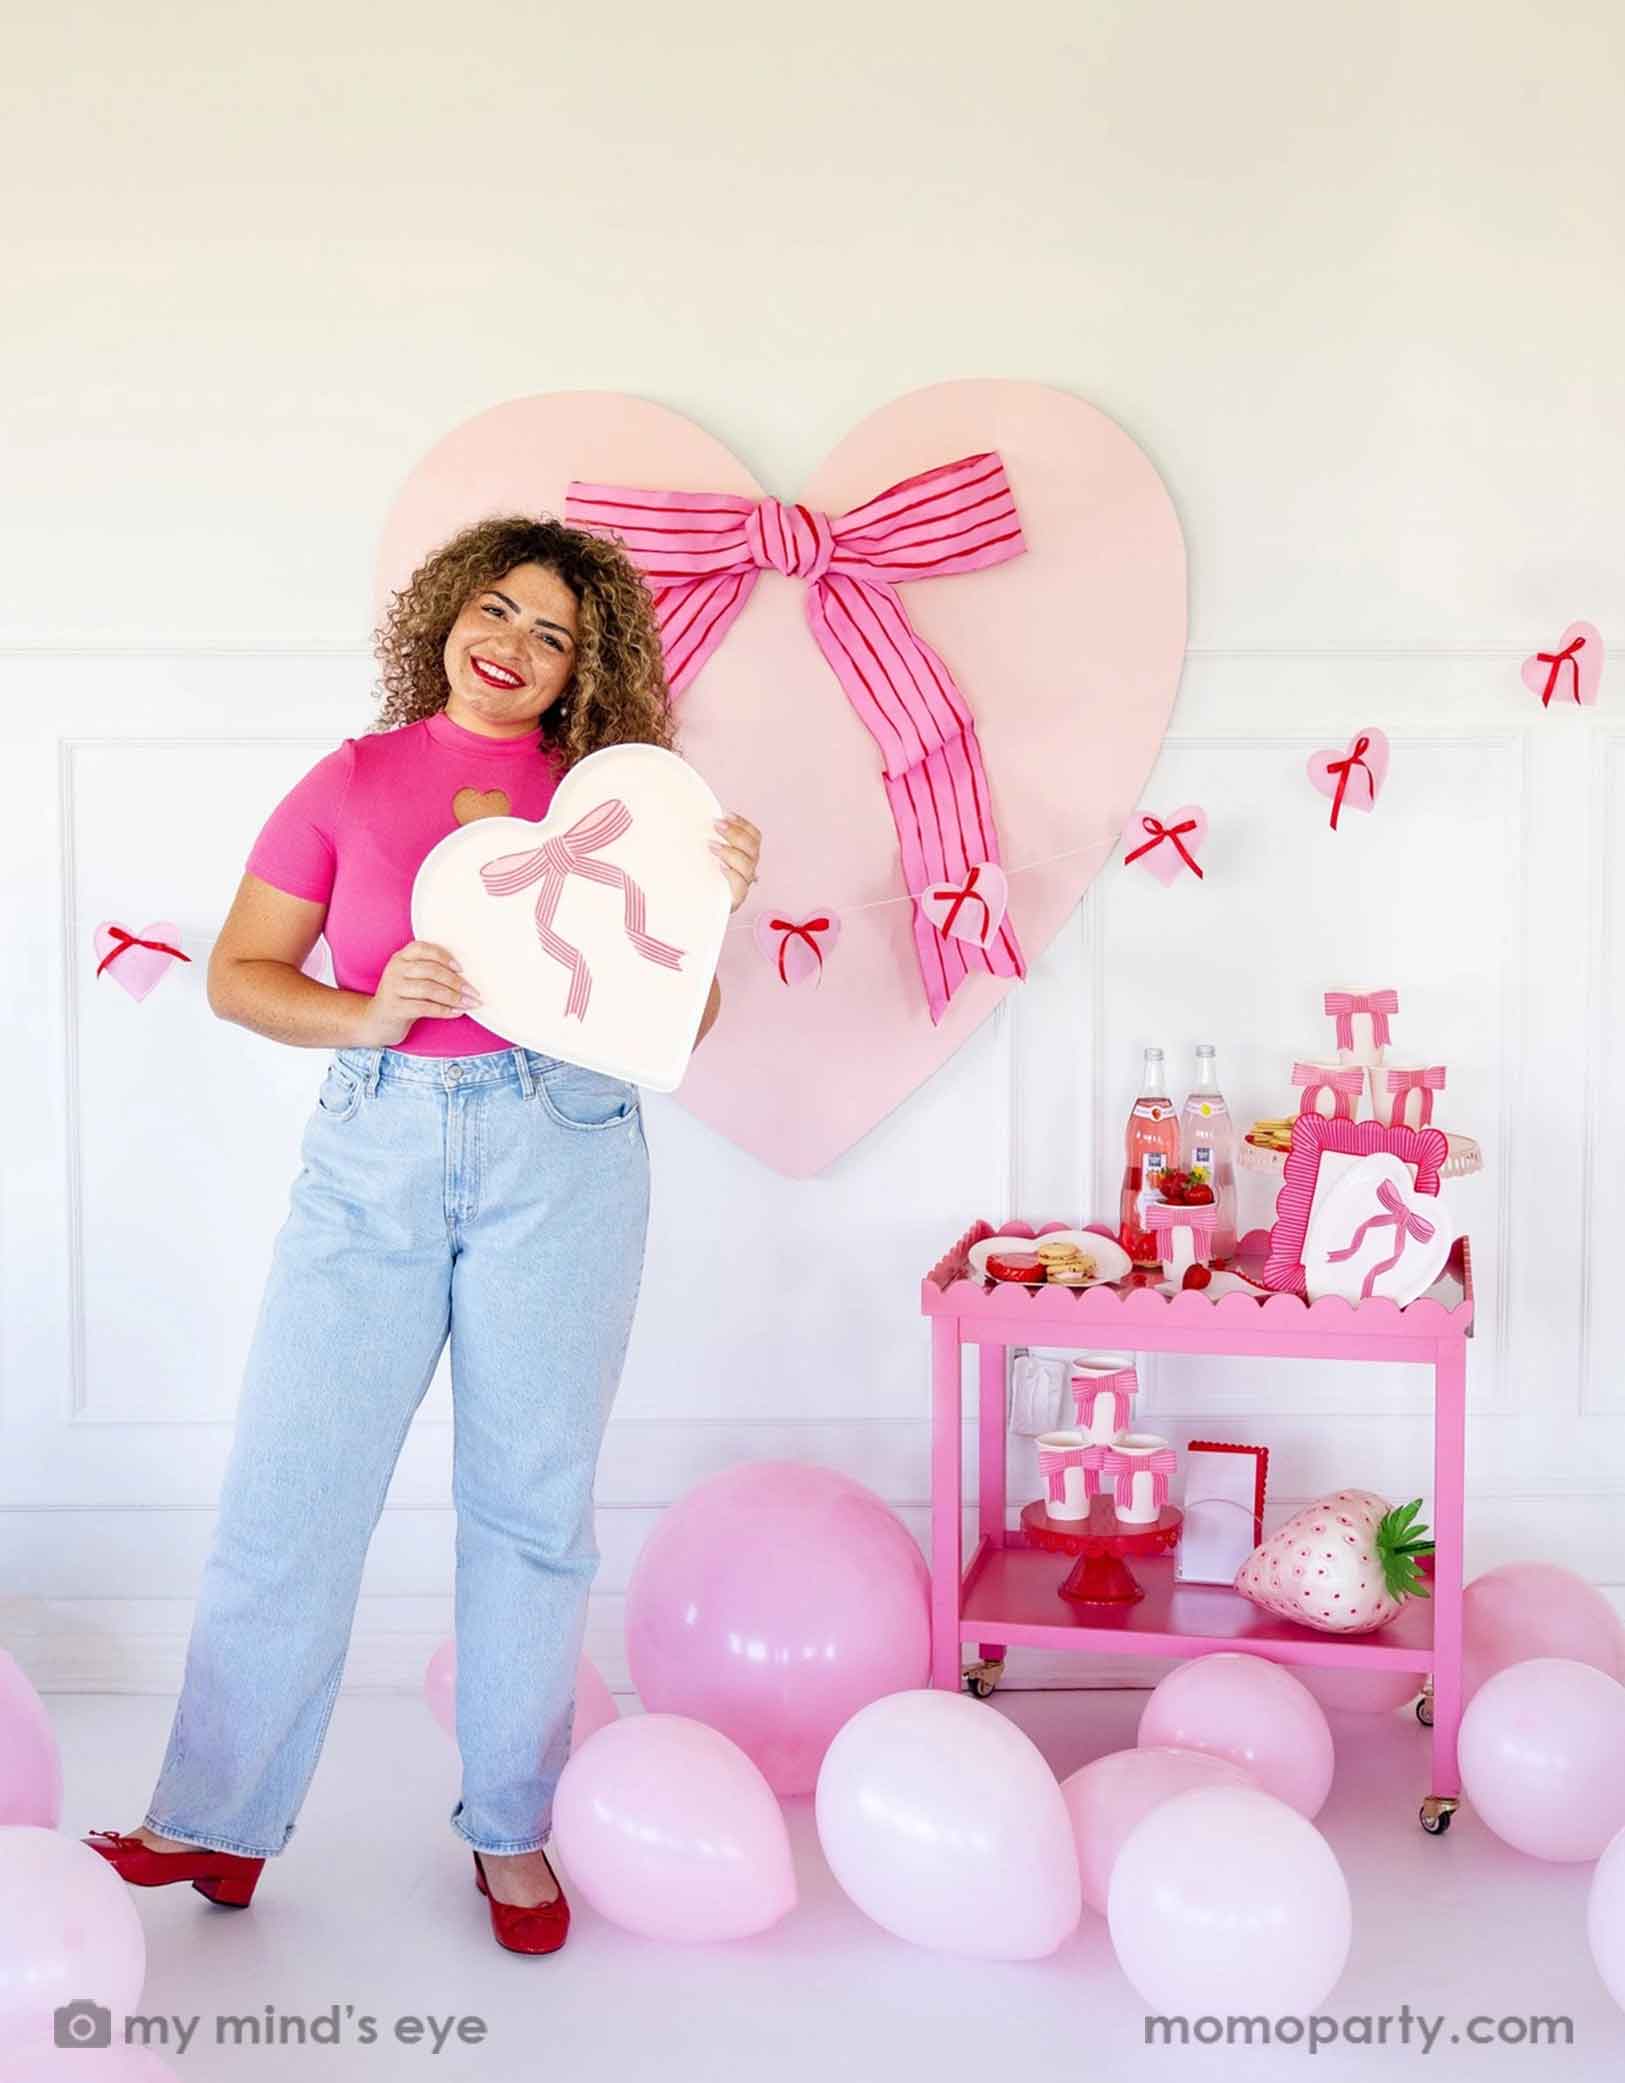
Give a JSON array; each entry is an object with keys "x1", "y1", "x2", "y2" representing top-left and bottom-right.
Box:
[{"x1": 144, "y1": 1043, "x2": 650, "y2": 1860}]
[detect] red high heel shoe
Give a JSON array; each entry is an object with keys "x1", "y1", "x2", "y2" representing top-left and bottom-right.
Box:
[
  {"x1": 84, "y1": 1829, "x2": 266, "y2": 1909},
  {"x1": 472, "y1": 1848, "x2": 571, "y2": 1955}
]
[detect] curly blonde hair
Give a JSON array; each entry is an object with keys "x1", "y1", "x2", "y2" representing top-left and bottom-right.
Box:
[{"x1": 370, "y1": 515, "x2": 675, "y2": 767}]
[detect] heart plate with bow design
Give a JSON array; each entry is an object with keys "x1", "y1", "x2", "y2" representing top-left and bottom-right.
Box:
[
  {"x1": 410, "y1": 743, "x2": 730, "y2": 1090},
  {"x1": 378, "y1": 382, "x2": 1186, "y2": 1174},
  {"x1": 1303, "y1": 1153, "x2": 1456, "y2": 1305}
]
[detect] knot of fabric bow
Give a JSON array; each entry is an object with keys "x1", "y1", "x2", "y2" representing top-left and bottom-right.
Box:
[
  {"x1": 95, "y1": 926, "x2": 191, "y2": 978},
  {"x1": 1323, "y1": 988, "x2": 1398, "y2": 1053},
  {"x1": 1325, "y1": 1177, "x2": 1437, "y2": 1299},
  {"x1": 1386, "y1": 1063, "x2": 1446, "y2": 1125},
  {"x1": 479, "y1": 798, "x2": 685, "y2": 1022},
  {"x1": 566, "y1": 454, "x2": 1027, "y2": 1024},
  {"x1": 1101, "y1": 1446, "x2": 1177, "y2": 1512},
  {"x1": 1292, "y1": 1062, "x2": 1366, "y2": 1119},
  {"x1": 1123, "y1": 814, "x2": 1205, "y2": 879},
  {"x1": 1536, "y1": 635, "x2": 1587, "y2": 707}
]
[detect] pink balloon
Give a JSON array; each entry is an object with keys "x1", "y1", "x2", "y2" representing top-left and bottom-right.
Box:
[
  {"x1": 1297, "y1": 1665, "x2": 1424, "y2": 1716},
  {"x1": 1463, "y1": 1563, "x2": 1625, "y2": 1705},
  {"x1": 0, "y1": 1828, "x2": 146, "y2": 2055},
  {"x1": 0, "y1": 2053, "x2": 177, "y2": 2079},
  {"x1": 1588, "y1": 1825, "x2": 1625, "y2": 2014},
  {"x1": 422, "y1": 1641, "x2": 619, "y2": 1755},
  {"x1": 1459, "y1": 1657, "x2": 1625, "y2": 1862},
  {"x1": 815, "y1": 1690, "x2": 1080, "y2": 1959},
  {"x1": 0, "y1": 1654, "x2": 61, "y2": 1829},
  {"x1": 1061, "y1": 1746, "x2": 1254, "y2": 1914},
  {"x1": 625, "y1": 1463, "x2": 930, "y2": 1794},
  {"x1": 1108, "y1": 1785, "x2": 1351, "y2": 2012},
  {"x1": 552, "y1": 1713, "x2": 795, "y2": 1942},
  {"x1": 1138, "y1": 1654, "x2": 1336, "y2": 1818}
]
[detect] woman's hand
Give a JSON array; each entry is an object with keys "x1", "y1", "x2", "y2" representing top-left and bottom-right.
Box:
[
  {"x1": 357, "y1": 939, "x2": 481, "y2": 1046},
  {"x1": 710, "y1": 813, "x2": 762, "y2": 913}
]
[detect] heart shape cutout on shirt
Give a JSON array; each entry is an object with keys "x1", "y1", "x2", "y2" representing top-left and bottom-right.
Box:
[
  {"x1": 1124, "y1": 804, "x2": 1208, "y2": 885},
  {"x1": 919, "y1": 862, "x2": 1009, "y2": 949},
  {"x1": 452, "y1": 786, "x2": 512, "y2": 825},
  {"x1": 1303, "y1": 1153, "x2": 1454, "y2": 1304},
  {"x1": 411, "y1": 744, "x2": 731, "y2": 1090},
  {"x1": 1521, "y1": 621, "x2": 1604, "y2": 709},
  {"x1": 93, "y1": 920, "x2": 189, "y2": 1002},
  {"x1": 1307, "y1": 728, "x2": 1389, "y2": 827},
  {"x1": 376, "y1": 382, "x2": 1187, "y2": 1174}
]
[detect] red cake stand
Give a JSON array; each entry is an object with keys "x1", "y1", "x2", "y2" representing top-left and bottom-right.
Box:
[{"x1": 1018, "y1": 1497, "x2": 1184, "y2": 1605}]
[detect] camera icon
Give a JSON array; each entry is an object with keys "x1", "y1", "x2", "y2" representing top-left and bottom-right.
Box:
[{"x1": 55, "y1": 1998, "x2": 113, "y2": 2048}]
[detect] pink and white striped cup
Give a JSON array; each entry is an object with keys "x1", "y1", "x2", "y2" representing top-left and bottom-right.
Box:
[
  {"x1": 1035, "y1": 1431, "x2": 1095, "y2": 1521},
  {"x1": 1146, "y1": 1200, "x2": 1218, "y2": 1283},
  {"x1": 1292, "y1": 1058, "x2": 1366, "y2": 1121},
  {"x1": 1369, "y1": 1059, "x2": 1447, "y2": 1130},
  {"x1": 1069, "y1": 1362, "x2": 1139, "y2": 1444},
  {"x1": 1101, "y1": 1434, "x2": 1178, "y2": 1526}
]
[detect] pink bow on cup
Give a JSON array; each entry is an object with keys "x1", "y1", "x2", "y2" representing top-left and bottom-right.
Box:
[
  {"x1": 1325, "y1": 1178, "x2": 1437, "y2": 1299},
  {"x1": 479, "y1": 798, "x2": 685, "y2": 1021},
  {"x1": 566, "y1": 456, "x2": 1027, "y2": 1024},
  {"x1": 1386, "y1": 1064, "x2": 1446, "y2": 1127},
  {"x1": 1323, "y1": 988, "x2": 1398, "y2": 1053},
  {"x1": 1101, "y1": 1446, "x2": 1177, "y2": 1513},
  {"x1": 1292, "y1": 1062, "x2": 1366, "y2": 1119},
  {"x1": 1037, "y1": 1443, "x2": 1088, "y2": 1507},
  {"x1": 1070, "y1": 1366, "x2": 1138, "y2": 1436}
]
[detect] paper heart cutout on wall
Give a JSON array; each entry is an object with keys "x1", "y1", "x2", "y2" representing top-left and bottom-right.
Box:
[
  {"x1": 1124, "y1": 805, "x2": 1207, "y2": 885},
  {"x1": 754, "y1": 909, "x2": 841, "y2": 988},
  {"x1": 376, "y1": 382, "x2": 1187, "y2": 1175},
  {"x1": 411, "y1": 744, "x2": 730, "y2": 1091},
  {"x1": 920, "y1": 862, "x2": 1009, "y2": 949},
  {"x1": 1307, "y1": 728, "x2": 1389, "y2": 829},
  {"x1": 1303, "y1": 1153, "x2": 1455, "y2": 1304},
  {"x1": 1521, "y1": 621, "x2": 1604, "y2": 709},
  {"x1": 93, "y1": 920, "x2": 189, "y2": 1002}
]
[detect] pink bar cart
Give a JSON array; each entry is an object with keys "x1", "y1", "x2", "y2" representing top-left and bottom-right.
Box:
[{"x1": 922, "y1": 1220, "x2": 1474, "y2": 1835}]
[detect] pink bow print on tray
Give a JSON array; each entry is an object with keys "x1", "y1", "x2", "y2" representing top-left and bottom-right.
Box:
[
  {"x1": 1308, "y1": 728, "x2": 1389, "y2": 830},
  {"x1": 376, "y1": 382, "x2": 1187, "y2": 1176},
  {"x1": 755, "y1": 910, "x2": 841, "y2": 988},
  {"x1": 1522, "y1": 622, "x2": 1604, "y2": 709},
  {"x1": 1303, "y1": 1153, "x2": 1455, "y2": 1305},
  {"x1": 410, "y1": 744, "x2": 730, "y2": 1092},
  {"x1": 93, "y1": 920, "x2": 191, "y2": 1002},
  {"x1": 1124, "y1": 806, "x2": 1207, "y2": 884}
]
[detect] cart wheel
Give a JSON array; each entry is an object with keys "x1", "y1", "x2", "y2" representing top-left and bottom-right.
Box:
[
  {"x1": 964, "y1": 1658, "x2": 1005, "y2": 1700},
  {"x1": 1419, "y1": 1796, "x2": 1458, "y2": 1836},
  {"x1": 1415, "y1": 1691, "x2": 1434, "y2": 1728}
]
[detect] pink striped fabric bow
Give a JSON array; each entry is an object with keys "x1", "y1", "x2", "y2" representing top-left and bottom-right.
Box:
[
  {"x1": 1325, "y1": 1178, "x2": 1436, "y2": 1299},
  {"x1": 1292, "y1": 1062, "x2": 1366, "y2": 1119},
  {"x1": 1323, "y1": 988, "x2": 1398, "y2": 1053},
  {"x1": 1386, "y1": 1064, "x2": 1446, "y2": 1126},
  {"x1": 1101, "y1": 1446, "x2": 1177, "y2": 1513},
  {"x1": 1070, "y1": 1366, "x2": 1138, "y2": 1435},
  {"x1": 479, "y1": 798, "x2": 685, "y2": 1021},
  {"x1": 566, "y1": 455, "x2": 1028, "y2": 1024},
  {"x1": 1037, "y1": 1442, "x2": 1090, "y2": 1507}
]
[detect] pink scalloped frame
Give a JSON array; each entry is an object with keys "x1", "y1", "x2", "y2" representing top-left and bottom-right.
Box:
[{"x1": 1263, "y1": 1114, "x2": 1449, "y2": 1296}]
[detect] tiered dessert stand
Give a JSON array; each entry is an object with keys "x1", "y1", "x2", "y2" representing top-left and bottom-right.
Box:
[{"x1": 921, "y1": 1219, "x2": 1474, "y2": 1834}]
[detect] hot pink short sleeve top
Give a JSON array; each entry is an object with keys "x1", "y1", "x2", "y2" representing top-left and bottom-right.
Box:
[{"x1": 245, "y1": 710, "x2": 564, "y2": 1056}]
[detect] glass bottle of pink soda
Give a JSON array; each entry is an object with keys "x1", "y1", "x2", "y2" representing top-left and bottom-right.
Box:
[
  {"x1": 1119, "y1": 1046, "x2": 1180, "y2": 1268},
  {"x1": 1181, "y1": 1042, "x2": 1238, "y2": 1265}
]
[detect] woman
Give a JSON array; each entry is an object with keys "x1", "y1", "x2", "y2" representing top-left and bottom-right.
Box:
[{"x1": 82, "y1": 517, "x2": 762, "y2": 1955}]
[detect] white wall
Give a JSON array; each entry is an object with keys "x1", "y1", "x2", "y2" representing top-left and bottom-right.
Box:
[{"x1": 4, "y1": 0, "x2": 1623, "y2": 1694}]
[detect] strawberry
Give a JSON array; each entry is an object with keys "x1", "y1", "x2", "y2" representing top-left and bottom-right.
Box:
[
  {"x1": 1181, "y1": 1264, "x2": 1212, "y2": 1290},
  {"x1": 1234, "y1": 1490, "x2": 1434, "y2": 1634}
]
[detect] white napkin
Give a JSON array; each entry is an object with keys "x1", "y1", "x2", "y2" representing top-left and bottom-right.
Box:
[{"x1": 1009, "y1": 1354, "x2": 1068, "y2": 1437}]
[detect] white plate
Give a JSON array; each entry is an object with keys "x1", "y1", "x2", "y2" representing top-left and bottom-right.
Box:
[{"x1": 967, "y1": 1229, "x2": 1132, "y2": 1287}]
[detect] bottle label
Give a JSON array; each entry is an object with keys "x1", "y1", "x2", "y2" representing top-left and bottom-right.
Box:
[
  {"x1": 1136, "y1": 1151, "x2": 1168, "y2": 1227},
  {"x1": 1133, "y1": 1101, "x2": 1174, "y2": 1123},
  {"x1": 1191, "y1": 1142, "x2": 1215, "y2": 1175}
]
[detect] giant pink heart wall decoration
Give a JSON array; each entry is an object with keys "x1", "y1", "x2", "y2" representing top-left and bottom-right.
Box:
[{"x1": 376, "y1": 384, "x2": 1187, "y2": 1176}]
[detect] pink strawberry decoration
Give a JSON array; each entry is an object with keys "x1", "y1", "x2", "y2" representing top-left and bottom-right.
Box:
[{"x1": 1234, "y1": 1489, "x2": 1433, "y2": 1635}]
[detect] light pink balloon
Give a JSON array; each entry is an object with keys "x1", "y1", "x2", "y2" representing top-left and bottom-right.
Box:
[
  {"x1": 625, "y1": 1463, "x2": 930, "y2": 1794},
  {"x1": 422, "y1": 1641, "x2": 619, "y2": 1755},
  {"x1": 0, "y1": 1654, "x2": 61, "y2": 1829},
  {"x1": 1138, "y1": 1654, "x2": 1336, "y2": 1818},
  {"x1": 1108, "y1": 1785, "x2": 1351, "y2": 2012},
  {"x1": 552, "y1": 1714, "x2": 795, "y2": 1943},
  {"x1": 0, "y1": 1828, "x2": 146, "y2": 2054},
  {"x1": 1061, "y1": 1746, "x2": 1254, "y2": 1914},
  {"x1": 1463, "y1": 1563, "x2": 1625, "y2": 1705},
  {"x1": 815, "y1": 1689, "x2": 1080, "y2": 1959},
  {"x1": 1588, "y1": 1826, "x2": 1625, "y2": 2014},
  {"x1": 0, "y1": 2052, "x2": 178, "y2": 2078},
  {"x1": 1459, "y1": 1657, "x2": 1625, "y2": 1862},
  {"x1": 1297, "y1": 1665, "x2": 1424, "y2": 1716}
]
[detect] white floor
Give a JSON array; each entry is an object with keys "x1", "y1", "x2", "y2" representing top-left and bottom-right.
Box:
[{"x1": 41, "y1": 1687, "x2": 1625, "y2": 2080}]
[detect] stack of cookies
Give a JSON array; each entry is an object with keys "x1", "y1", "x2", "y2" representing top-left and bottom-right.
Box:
[{"x1": 1036, "y1": 1238, "x2": 1098, "y2": 1286}]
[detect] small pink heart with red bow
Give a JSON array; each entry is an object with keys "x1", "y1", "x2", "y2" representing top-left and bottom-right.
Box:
[
  {"x1": 1123, "y1": 806, "x2": 1207, "y2": 885},
  {"x1": 754, "y1": 909, "x2": 842, "y2": 987},
  {"x1": 1308, "y1": 728, "x2": 1389, "y2": 830},
  {"x1": 93, "y1": 920, "x2": 191, "y2": 1002},
  {"x1": 1521, "y1": 622, "x2": 1604, "y2": 709},
  {"x1": 919, "y1": 862, "x2": 1009, "y2": 949}
]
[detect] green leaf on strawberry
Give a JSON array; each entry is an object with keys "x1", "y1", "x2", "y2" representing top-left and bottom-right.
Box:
[{"x1": 1377, "y1": 1498, "x2": 1435, "y2": 1602}]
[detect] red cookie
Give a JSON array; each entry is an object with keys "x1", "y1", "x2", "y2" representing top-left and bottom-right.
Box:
[{"x1": 985, "y1": 1250, "x2": 1045, "y2": 1283}]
